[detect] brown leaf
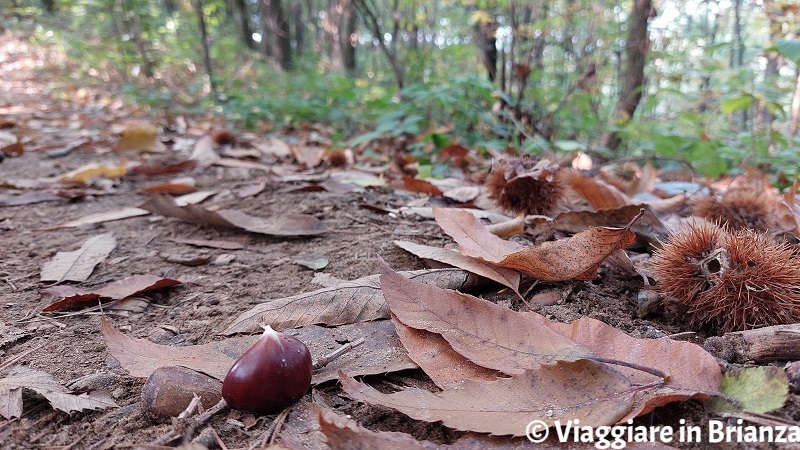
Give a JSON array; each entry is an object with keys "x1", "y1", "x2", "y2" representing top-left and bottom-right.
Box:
[
  {"x1": 380, "y1": 263, "x2": 590, "y2": 374},
  {"x1": 339, "y1": 359, "x2": 634, "y2": 436},
  {"x1": 36, "y1": 191, "x2": 217, "y2": 231},
  {"x1": 212, "y1": 157, "x2": 274, "y2": 172},
  {"x1": 41, "y1": 274, "x2": 181, "y2": 311},
  {"x1": 190, "y1": 135, "x2": 220, "y2": 166},
  {"x1": 0, "y1": 366, "x2": 117, "y2": 419},
  {"x1": 393, "y1": 319, "x2": 501, "y2": 389},
  {"x1": 140, "y1": 194, "x2": 327, "y2": 236},
  {"x1": 0, "y1": 141, "x2": 23, "y2": 156},
  {"x1": 498, "y1": 225, "x2": 636, "y2": 281},
  {"x1": 291, "y1": 145, "x2": 326, "y2": 168},
  {"x1": 400, "y1": 175, "x2": 444, "y2": 196},
  {"x1": 564, "y1": 171, "x2": 632, "y2": 210},
  {"x1": 131, "y1": 159, "x2": 197, "y2": 176},
  {"x1": 628, "y1": 161, "x2": 657, "y2": 195},
  {"x1": 221, "y1": 268, "x2": 488, "y2": 335},
  {"x1": 40, "y1": 233, "x2": 117, "y2": 282},
  {"x1": 528, "y1": 205, "x2": 668, "y2": 248},
  {"x1": 434, "y1": 208, "x2": 521, "y2": 263},
  {"x1": 318, "y1": 407, "x2": 439, "y2": 450},
  {"x1": 394, "y1": 240, "x2": 520, "y2": 294},
  {"x1": 102, "y1": 316, "x2": 415, "y2": 384},
  {"x1": 442, "y1": 185, "x2": 481, "y2": 203},
  {"x1": 435, "y1": 208, "x2": 637, "y2": 281},
  {"x1": 537, "y1": 315, "x2": 722, "y2": 421},
  {"x1": 116, "y1": 123, "x2": 165, "y2": 155},
  {"x1": 139, "y1": 184, "x2": 197, "y2": 195}
]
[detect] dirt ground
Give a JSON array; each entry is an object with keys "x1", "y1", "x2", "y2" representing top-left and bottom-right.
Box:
[{"x1": 1, "y1": 30, "x2": 798, "y2": 449}]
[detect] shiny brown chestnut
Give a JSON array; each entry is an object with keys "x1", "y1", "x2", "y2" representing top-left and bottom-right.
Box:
[{"x1": 221, "y1": 325, "x2": 313, "y2": 414}]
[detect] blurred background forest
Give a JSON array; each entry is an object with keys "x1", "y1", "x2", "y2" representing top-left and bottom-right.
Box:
[{"x1": 2, "y1": 0, "x2": 800, "y2": 178}]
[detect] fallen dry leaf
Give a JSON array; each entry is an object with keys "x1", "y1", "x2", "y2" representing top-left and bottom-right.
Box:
[
  {"x1": 40, "y1": 232, "x2": 116, "y2": 282},
  {"x1": 60, "y1": 161, "x2": 129, "y2": 183},
  {"x1": 1, "y1": 141, "x2": 23, "y2": 156},
  {"x1": 536, "y1": 315, "x2": 722, "y2": 421},
  {"x1": 131, "y1": 158, "x2": 197, "y2": 176},
  {"x1": 400, "y1": 175, "x2": 444, "y2": 196},
  {"x1": 140, "y1": 194, "x2": 327, "y2": 236},
  {"x1": 37, "y1": 191, "x2": 217, "y2": 231},
  {"x1": 190, "y1": 135, "x2": 220, "y2": 166},
  {"x1": 339, "y1": 359, "x2": 634, "y2": 436},
  {"x1": 394, "y1": 240, "x2": 520, "y2": 294},
  {"x1": 116, "y1": 123, "x2": 165, "y2": 154},
  {"x1": 252, "y1": 137, "x2": 291, "y2": 158},
  {"x1": 436, "y1": 208, "x2": 637, "y2": 281},
  {"x1": 318, "y1": 407, "x2": 439, "y2": 450},
  {"x1": 221, "y1": 268, "x2": 488, "y2": 335},
  {"x1": 291, "y1": 145, "x2": 326, "y2": 168},
  {"x1": 0, "y1": 365, "x2": 118, "y2": 419},
  {"x1": 564, "y1": 170, "x2": 632, "y2": 210},
  {"x1": 380, "y1": 263, "x2": 590, "y2": 373},
  {"x1": 528, "y1": 204, "x2": 668, "y2": 248},
  {"x1": 433, "y1": 208, "x2": 521, "y2": 263},
  {"x1": 41, "y1": 274, "x2": 181, "y2": 311},
  {"x1": 102, "y1": 317, "x2": 415, "y2": 384},
  {"x1": 393, "y1": 320, "x2": 501, "y2": 389},
  {"x1": 442, "y1": 185, "x2": 481, "y2": 203}
]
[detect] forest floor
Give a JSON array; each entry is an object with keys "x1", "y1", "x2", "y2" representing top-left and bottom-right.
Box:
[{"x1": 1, "y1": 30, "x2": 797, "y2": 449}]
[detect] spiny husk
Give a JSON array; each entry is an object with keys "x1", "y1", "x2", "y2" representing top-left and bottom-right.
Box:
[{"x1": 652, "y1": 221, "x2": 800, "y2": 334}]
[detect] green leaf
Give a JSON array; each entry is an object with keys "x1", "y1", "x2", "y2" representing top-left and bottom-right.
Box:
[
  {"x1": 710, "y1": 367, "x2": 789, "y2": 414},
  {"x1": 721, "y1": 95, "x2": 753, "y2": 114},
  {"x1": 776, "y1": 39, "x2": 800, "y2": 65},
  {"x1": 553, "y1": 140, "x2": 586, "y2": 152},
  {"x1": 706, "y1": 41, "x2": 733, "y2": 55}
]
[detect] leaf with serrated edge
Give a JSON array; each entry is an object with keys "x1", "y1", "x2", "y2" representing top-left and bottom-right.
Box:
[
  {"x1": 536, "y1": 315, "x2": 722, "y2": 421},
  {"x1": 0, "y1": 366, "x2": 117, "y2": 418},
  {"x1": 221, "y1": 268, "x2": 487, "y2": 335},
  {"x1": 394, "y1": 240, "x2": 520, "y2": 294},
  {"x1": 339, "y1": 360, "x2": 634, "y2": 436},
  {"x1": 40, "y1": 233, "x2": 116, "y2": 282},
  {"x1": 380, "y1": 262, "x2": 591, "y2": 374}
]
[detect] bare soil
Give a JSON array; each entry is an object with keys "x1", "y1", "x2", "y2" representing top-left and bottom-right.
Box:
[{"x1": 1, "y1": 30, "x2": 797, "y2": 450}]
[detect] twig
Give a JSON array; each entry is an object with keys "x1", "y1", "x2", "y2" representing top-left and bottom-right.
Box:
[
  {"x1": 313, "y1": 338, "x2": 366, "y2": 370},
  {"x1": 150, "y1": 398, "x2": 229, "y2": 446},
  {"x1": 591, "y1": 356, "x2": 671, "y2": 382},
  {"x1": 0, "y1": 344, "x2": 44, "y2": 373},
  {"x1": 666, "y1": 331, "x2": 696, "y2": 340},
  {"x1": 255, "y1": 407, "x2": 292, "y2": 450},
  {"x1": 265, "y1": 407, "x2": 291, "y2": 447},
  {"x1": 209, "y1": 427, "x2": 229, "y2": 450}
]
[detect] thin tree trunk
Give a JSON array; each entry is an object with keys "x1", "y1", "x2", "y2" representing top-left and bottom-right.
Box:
[
  {"x1": 261, "y1": 0, "x2": 292, "y2": 70},
  {"x1": 354, "y1": 0, "x2": 404, "y2": 91},
  {"x1": 473, "y1": 18, "x2": 497, "y2": 82},
  {"x1": 192, "y1": 0, "x2": 218, "y2": 97},
  {"x1": 293, "y1": 0, "x2": 305, "y2": 56},
  {"x1": 790, "y1": 68, "x2": 800, "y2": 136},
  {"x1": 230, "y1": 0, "x2": 256, "y2": 50},
  {"x1": 600, "y1": 0, "x2": 652, "y2": 151}
]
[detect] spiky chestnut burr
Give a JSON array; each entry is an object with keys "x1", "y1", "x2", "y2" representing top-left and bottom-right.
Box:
[
  {"x1": 485, "y1": 156, "x2": 565, "y2": 216},
  {"x1": 692, "y1": 188, "x2": 774, "y2": 233},
  {"x1": 651, "y1": 221, "x2": 800, "y2": 334}
]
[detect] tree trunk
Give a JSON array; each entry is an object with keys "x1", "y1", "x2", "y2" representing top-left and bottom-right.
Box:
[
  {"x1": 261, "y1": 0, "x2": 292, "y2": 70},
  {"x1": 192, "y1": 0, "x2": 218, "y2": 97},
  {"x1": 600, "y1": 0, "x2": 652, "y2": 151},
  {"x1": 790, "y1": 67, "x2": 800, "y2": 136},
  {"x1": 230, "y1": 0, "x2": 256, "y2": 50},
  {"x1": 293, "y1": 0, "x2": 305, "y2": 56},
  {"x1": 328, "y1": 0, "x2": 356, "y2": 73},
  {"x1": 473, "y1": 18, "x2": 497, "y2": 82},
  {"x1": 354, "y1": 0, "x2": 404, "y2": 91},
  {"x1": 41, "y1": 0, "x2": 56, "y2": 13}
]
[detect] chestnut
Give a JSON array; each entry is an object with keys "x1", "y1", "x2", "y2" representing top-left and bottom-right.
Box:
[{"x1": 221, "y1": 325, "x2": 312, "y2": 414}]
